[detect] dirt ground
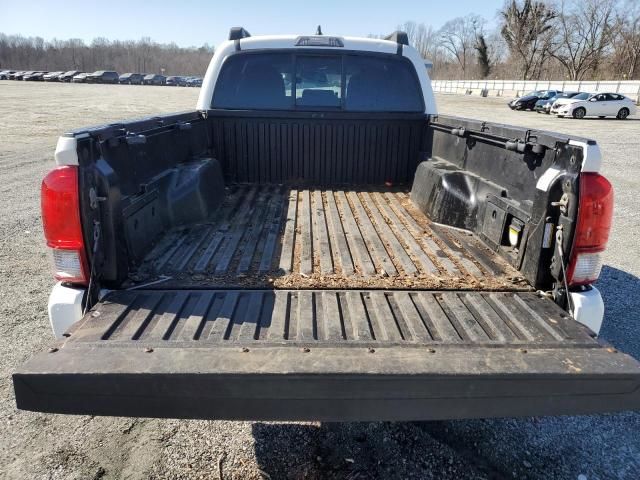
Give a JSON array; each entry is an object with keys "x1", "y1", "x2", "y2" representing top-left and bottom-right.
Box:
[{"x1": 0, "y1": 82, "x2": 639, "y2": 479}]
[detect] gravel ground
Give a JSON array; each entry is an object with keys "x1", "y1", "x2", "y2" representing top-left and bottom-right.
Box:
[{"x1": 0, "y1": 83, "x2": 638, "y2": 480}]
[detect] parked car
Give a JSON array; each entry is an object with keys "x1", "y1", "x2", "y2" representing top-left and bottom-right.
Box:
[
  {"x1": 508, "y1": 90, "x2": 562, "y2": 111},
  {"x1": 23, "y1": 71, "x2": 47, "y2": 81},
  {"x1": 43, "y1": 71, "x2": 65, "y2": 81},
  {"x1": 534, "y1": 91, "x2": 580, "y2": 114},
  {"x1": 186, "y1": 76, "x2": 203, "y2": 87},
  {"x1": 14, "y1": 28, "x2": 640, "y2": 424},
  {"x1": 552, "y1": 92, "x2": 637, "y2": 119},
  {"x1": 0, "y1": 70, "x2": 16, "y2": 80},
  {"x1": 165, "y1": 75, "x2": 187, "y2": 86},
  {"x1": 58, "y1": 70, "x2": 82, "y2": 82},
  {"x1": 72, "y1": 72, "x2": 89, "y2": 83},
  {"x1": 13, "y1": 71, "x2": 34, "y2": 81},
  {"x1": 143, "y1": 73, "x2": 166, "y2": 85},
  {"x1": 8, "y1": 71, "x2": 24, "y2": 80},
  {"x1": 119, "y1": 73, "x2": 144, "y2": 85},
  {"x1": 85, "y1": 70, "x2": 119, "y2": 84}
]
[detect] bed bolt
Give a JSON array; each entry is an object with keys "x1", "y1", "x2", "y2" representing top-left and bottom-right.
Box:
[
  {"x1": 91, "y1": 311, "x2": 101, "y2": 318},
  {"x1": 48, "y1": 347, "x2": 58, "y2": 353},
  {"x1": 301, "y1": 347, "x2": 311, "y2": 353},
  {"x1": 144, "y1": 347, "x2": 154, "y2": 353},
  {"x1": 241, "y1": 347, "x2": 250, "y2": 353},
  {"x1": 367, "y1": 347, "x2": 375, "y2": 353}
]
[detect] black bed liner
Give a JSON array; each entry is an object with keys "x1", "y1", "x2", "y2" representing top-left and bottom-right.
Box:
[
  {"x1": 14, "y1": 289, "x2": 640, "y2": 420},
  {"x1": 132, "y1": 185, "x2": 526, "y2": 291}
]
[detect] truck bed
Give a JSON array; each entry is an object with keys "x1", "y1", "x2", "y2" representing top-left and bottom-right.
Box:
[{"x1": 132, "y1": 185, "x2": 527, "y2": 291}]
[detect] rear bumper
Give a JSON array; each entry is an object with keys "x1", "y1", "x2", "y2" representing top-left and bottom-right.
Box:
[{"x1": 14, "y1": 344, "x2": 640, "y2": 421}]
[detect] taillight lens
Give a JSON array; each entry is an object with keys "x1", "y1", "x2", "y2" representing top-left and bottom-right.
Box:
[
  {"x1": 41, "y1": 166, "x2": 88, "y2": 285},
  {"x1": 566, "y1": 173, "x2": 613, "y2": 286}
]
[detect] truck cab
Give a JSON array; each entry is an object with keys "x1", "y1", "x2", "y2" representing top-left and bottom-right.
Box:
[{"x1": 13, "y1": 29, "x2": 640, "y2": 422}]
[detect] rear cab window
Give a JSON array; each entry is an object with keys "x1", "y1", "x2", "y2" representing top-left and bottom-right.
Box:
[{"x1": 212, "y1": 51, "x2": 424, "y2": 112}]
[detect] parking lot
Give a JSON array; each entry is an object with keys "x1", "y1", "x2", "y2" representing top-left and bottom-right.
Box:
[{"x1": 0, "y1": 81, "x2": 638, "y2": 479}]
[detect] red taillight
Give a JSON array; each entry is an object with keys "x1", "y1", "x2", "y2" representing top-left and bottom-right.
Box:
[
  {"x1": 41, "y1": 166, "x2": 88, "y2": 285},
  {"x1": 566, "y1": 173, "x2": 613, "y2": 286}
]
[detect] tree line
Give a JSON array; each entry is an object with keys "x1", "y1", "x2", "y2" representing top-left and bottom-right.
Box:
[
  {"x1": 0, "y1": 35, "x2": 214, "y2": 76},
  {"x1": 394, "y1": 0, "x2": 640, "y2": 81},
  {"x1": 1, "y1": 0, "x2": 638, "y2": 81}
]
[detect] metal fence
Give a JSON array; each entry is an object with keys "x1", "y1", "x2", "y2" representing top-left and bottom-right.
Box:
[{"x1": 432, "y1": 79, "x2": 640, "y2": 103}]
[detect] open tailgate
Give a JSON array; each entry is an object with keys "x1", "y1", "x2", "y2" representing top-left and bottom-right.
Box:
[{"x1": 14, "y1": 289, "x2": 640, "y2": 421}]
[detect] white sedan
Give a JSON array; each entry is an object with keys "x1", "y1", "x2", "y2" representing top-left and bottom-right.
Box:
[{"x1": 551, "y1": 92, "x2": 637, "y2": 119}]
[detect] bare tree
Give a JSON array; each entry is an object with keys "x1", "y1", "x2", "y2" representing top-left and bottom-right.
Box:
[
  {"x1": 551, "y1": 0, "x2": 616, "y2": 80},
  {"x1": 398, "y1": 21, "x2": 438, "y2": 60},
  {"x1": 500, "y1": 0, "x2": 557, "y2": 80},
  {"x1": 438, "y1": 15, "x2": 484, "y2": 79},
  {"x1": 610, "y1": 0, "x2": 640, "y2": 79},
  {"x1": 475, "y1": 34, "x2": 492, "y2": 78}
]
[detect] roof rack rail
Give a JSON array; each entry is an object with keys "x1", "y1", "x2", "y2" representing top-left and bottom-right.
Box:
[
  {"x1": 384, "y1": 31, "x2": 409, "y2": 46},
  {"x1": 229, "y1": 27, "x2": 251, "y2": 41}
]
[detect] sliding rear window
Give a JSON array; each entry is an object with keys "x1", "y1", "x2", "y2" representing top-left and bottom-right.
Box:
[{"x1": 212, "y1": 52, "x2": 424, "y2": 112}]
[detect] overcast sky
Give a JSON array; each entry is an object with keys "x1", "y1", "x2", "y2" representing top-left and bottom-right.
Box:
[{"x1": 0, "y1": 0, "x2": 505, "y2": 47}]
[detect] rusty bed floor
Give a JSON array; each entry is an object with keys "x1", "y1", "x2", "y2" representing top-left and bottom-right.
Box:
[{"x1": 131, "y1": 185, "x2": 529, "y2": 290}]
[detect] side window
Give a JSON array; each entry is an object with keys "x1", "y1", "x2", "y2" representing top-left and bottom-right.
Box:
[
  {"x1": 295, "y1": 56, "x2": 342, "y2": 108},
  {"x1": 344, "y1": 56, "x2": 423, "y2": 112},
  {"x1": 213, "y1": 53, "x2": 294, "y2": 109}
]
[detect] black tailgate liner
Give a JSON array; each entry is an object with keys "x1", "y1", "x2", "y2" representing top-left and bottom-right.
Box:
[{"x1": 14, "y1": 289, "x2": 640, "y2": 421}]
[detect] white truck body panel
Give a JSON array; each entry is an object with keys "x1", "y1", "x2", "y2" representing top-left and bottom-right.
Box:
[
  {"x1": 48, "y1": 282, "x2": 84, "y2": 338},
  {"x1": 54, "y1": 136, "x2": 79, "y2": 166},
  {"x1": 570, "y1": 286, "x2": 605, "y2": 335}
]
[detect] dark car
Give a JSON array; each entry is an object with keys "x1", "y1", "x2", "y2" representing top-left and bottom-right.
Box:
[
  {"x1": 119, "y1": 73, "x2": 144, "y2": 85},
  {"x1": 535, "y1": 91, "x2": 580, "y2": 114},
  {"x1": 0, "y1": 70, "x2": 16, "y2": 80},
  {"x1": 86, "y1": 70, "x2": 119, "y2": 84},
  {"x1": 165, "y1": 76, "x2": 187, "y2": 86},
  {"x1": 23, "y1": 71, "x2": 47, "y2": 81},
  {"x1": 143, "y1": 74, "x2": 166, "y2": 85},
  {"x1": 57, "y1": 70, "x2": 82, "y2": 82},
  {"x1": 43, "y1": 71, "x2": 65, "y2": 81},
  {"x1": 508, "y1": 90, "x2": 562, "y2": 111},
  {"x1": 186, "y1": 76, "x2": 203, "y2": 87}
]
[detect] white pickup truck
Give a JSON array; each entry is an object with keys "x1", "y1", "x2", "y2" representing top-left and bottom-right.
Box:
[{"x1": 13, "y1": 28, "x2": 640, "y2": 421}]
